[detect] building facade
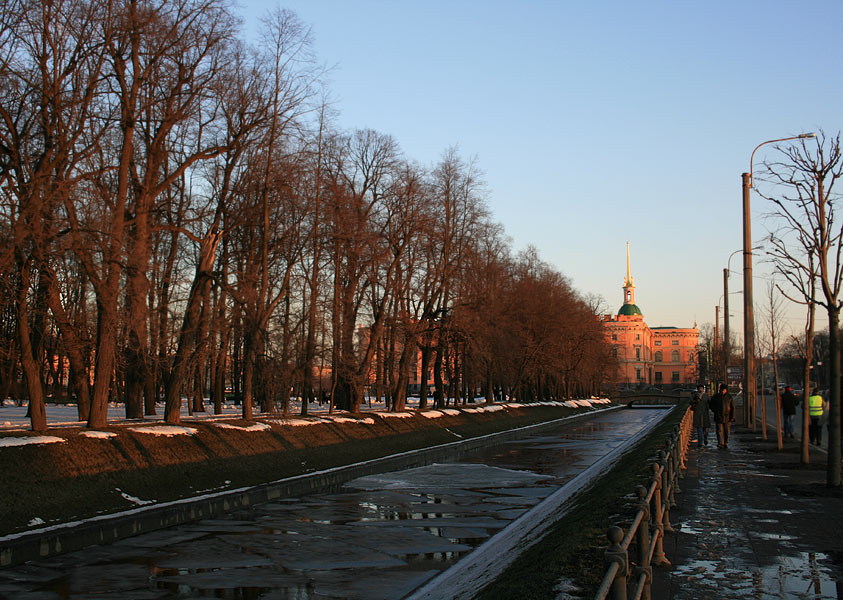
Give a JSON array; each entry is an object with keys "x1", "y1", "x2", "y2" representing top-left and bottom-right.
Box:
[{"x1": 602, "y1": 244, "x2": 699, "y2": 389}]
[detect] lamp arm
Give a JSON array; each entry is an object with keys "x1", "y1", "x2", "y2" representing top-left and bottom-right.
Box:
[{"x1": 749, "y1": 134, "x2": 816, "y2": 187}]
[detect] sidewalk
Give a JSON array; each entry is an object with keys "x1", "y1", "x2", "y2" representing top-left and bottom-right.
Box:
[{"x1": 651, "y1": 425, "x2": 843, "y2": 599}]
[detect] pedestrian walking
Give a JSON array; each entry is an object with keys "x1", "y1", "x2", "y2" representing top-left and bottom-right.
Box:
[
  {"x1": 690, "y1": 383, "x2": 711, "y2": 447},
  {"x1": 808, "y1": 388, "x2": 824, "y2": 445},
  {"x1": 710, "y1": 383, "x2": 735, "y2": 448},
  {"x1": 780, "y1": 386, "x2": 800, "y2": 439}
]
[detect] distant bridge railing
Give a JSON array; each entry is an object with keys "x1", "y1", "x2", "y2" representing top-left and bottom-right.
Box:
[
  {"x1": 616, "y1": 392, "x2": 687, "y2": 407},
  {"x1": 594, "y1": 404, "x2": 693, "y2": 600}
]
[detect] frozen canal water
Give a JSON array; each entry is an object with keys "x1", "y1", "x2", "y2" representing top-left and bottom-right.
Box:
[{"x1": 0, "y1": 408, "x2": 666, "y2": 599}]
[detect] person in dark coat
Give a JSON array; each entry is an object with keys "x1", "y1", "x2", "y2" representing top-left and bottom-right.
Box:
[
  {"x1": 780, "y1": 386, "x2": 800, "y2": 439},
  {"x1": 710, "y1": 383, "x2": 735, "y2": 448},
  {"x1": 690, "y1": 384, "x2": 711, "y2": 447}
]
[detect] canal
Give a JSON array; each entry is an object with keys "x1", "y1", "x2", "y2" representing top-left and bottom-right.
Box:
[{"x1": 0, "y1": 408, "x2": 668, "y2": 600}]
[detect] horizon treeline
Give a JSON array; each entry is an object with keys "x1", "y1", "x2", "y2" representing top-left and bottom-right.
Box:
[{"x1": 0, "y1": 0, "x2": 616, "y2": 431}]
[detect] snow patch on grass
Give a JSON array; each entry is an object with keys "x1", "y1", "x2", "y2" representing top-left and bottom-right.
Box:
[
  {"x1": 116, "y1": 488, "x2": 155, "y2": 506},
  {"x1": 79, "y1": 430, "x2": 117, "y2": 439},
  {"x1": 379, "y1": 412, "x2": 414, "y2": 418},
  {"x1": 126, "y1": 425, "x2": 196, "y2": 436},
  {"x1": 420, "y1": 410, "x2": 444, "y2": 418},
  {"x1": 267, "y1": 418, "x2": 326, "y2": 427},
  {"x1": 0, "y1": 435, "x2": 66, "y2": 448},
  {"x1": 323, "y1": 416, "x2": 366, "y2": 424},
  {"x1": 213, "y1": 422, "x2": 271, "y2": 432}
]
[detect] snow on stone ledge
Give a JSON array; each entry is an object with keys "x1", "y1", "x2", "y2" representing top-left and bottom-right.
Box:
[
  {"x1": 0, "y1": 436, "x2": 66, "y2": 448},
  {"x1": 79, "y1": 431, "x2": 118, "y2": 439},
  {"x1": 126, "y1": 425, "x2": 197, "y2": 436},
  {"x1": 213, "y1": 422, "x2": 271, "y2": 432}
]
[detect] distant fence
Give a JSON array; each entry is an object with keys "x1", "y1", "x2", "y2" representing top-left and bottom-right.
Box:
[{"x1": 594, "y1": 405, "x2": 693, "y2": 600}]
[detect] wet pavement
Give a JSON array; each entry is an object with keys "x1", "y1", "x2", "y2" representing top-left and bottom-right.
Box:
[
  {"x1": 0, "y1": 409, "x2": 663, "y2": 600},
  {"x1": 651, "y1": 424, "x2": 843, "y2": 599}
]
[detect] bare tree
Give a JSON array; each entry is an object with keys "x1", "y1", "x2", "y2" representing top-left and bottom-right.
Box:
[
  {"x1": 761, "y1": 280, "x2": 787, "y2": 448},
  {"x1": 763, "y1": 131, "x2": 843, "y2": 481},
  {"x1": 0, "y1": 0, "x2": 113, "y2": 429}
]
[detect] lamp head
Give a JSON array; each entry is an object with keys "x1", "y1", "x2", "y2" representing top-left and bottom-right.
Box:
[{"x1": 799, "y1": 133, "x2": 817, "y2": 139}]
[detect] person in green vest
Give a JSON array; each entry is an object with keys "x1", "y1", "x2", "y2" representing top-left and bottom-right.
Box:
[{"x1": 808, "y1": 388, "x2": 825, "y2": 446}]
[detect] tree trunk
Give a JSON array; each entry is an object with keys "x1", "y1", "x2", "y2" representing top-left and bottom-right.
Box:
[
  {"x1": 418, "y1": 335, "x2": 432, "y2": 410},
  {"x1": 163, "y1": 231, "x2": 221, "y2": 423},
  {"x1": 15, "y1": 258, "x2": 47, "y2": 432},
  {"x1": 433, "y1": 337, "x2": 445, "y2": 409},
  {"x1": 827, "y1": 306, "x2": 841, "y2": 486}
]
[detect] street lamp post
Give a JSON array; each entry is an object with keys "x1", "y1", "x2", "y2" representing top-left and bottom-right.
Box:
[
  {"x1": 724, "y1": 247, "x2": 756, "y2": 388},
  {"x1": 742, "y1": 133, "x2": 816, "y2": 427}
]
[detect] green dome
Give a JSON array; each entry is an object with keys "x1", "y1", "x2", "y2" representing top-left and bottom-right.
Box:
[{"x1": 618, "y1": 303, "x2": 642, "y2": 316}]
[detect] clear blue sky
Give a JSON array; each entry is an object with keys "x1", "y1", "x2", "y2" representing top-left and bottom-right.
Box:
[{"x1": 238, "y1": 0, "x2": 841, "y2": 339}]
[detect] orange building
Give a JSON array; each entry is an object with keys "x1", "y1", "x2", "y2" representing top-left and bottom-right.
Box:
[{"x1": 602, "y1": 244, "x2": 699, "y2": 389}]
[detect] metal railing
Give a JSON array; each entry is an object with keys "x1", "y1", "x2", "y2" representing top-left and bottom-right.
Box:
[{"x1": 594, "y1": 405, "x2": 693, "y2": 600}]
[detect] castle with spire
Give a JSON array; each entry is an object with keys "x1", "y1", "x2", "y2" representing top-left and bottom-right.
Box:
[{"x1": 602, "y1": 243, "x2": 699, "y2": 389}]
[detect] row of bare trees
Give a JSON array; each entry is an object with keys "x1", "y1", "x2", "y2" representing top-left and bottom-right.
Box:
[
  {"x1": 762, "y1": 131, "x2": 843, "y2": 486},
  {"x1": 0, "y1": 0, "x2": 615, "y2": 431}
]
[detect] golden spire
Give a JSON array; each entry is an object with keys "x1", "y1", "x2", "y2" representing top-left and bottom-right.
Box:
[{"x1": 623, "y1": 241, "x2": 634, "y2": 287}]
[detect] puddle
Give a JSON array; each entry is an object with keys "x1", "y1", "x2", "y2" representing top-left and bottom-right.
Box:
[{"x1": 751, "y1": 531, "x2": 797, "y2": 541}]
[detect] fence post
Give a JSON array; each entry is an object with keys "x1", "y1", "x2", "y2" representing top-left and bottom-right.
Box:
[
  {"x1": 659, "y1": 451, "x2": 675, "y2": 533},
  {"x1": 667, "y1": 440, "x2": 680, "y2": 503},
  {"x1": 635, "y1": 485, "x2": 652, "y2": 600},
  {"x1": 650, "y1": 462, "x2": 670, "y2": 566},
  {"x1": 672, "y1": 426, "x2": 684, "y2": 486},
  {"x1": 604, "y1": 525, "x2": 628, "y2": 600}
]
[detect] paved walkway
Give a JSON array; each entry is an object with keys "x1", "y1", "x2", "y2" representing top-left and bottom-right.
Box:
[{"x1": 651, "y1": 424, "x2": 843, "y2": 599}]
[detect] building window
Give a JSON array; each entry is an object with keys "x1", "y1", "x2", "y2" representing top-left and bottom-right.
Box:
[
  {"x1": 672, "y1": 340, "x2": 679, "y2": 346},
  {"x1": 655, "y1": 351, "x2": 663, "y2": 362},
  {"x1": 612, "y1": 334, "x2": 617, "y2": 341},
  {"x1": 611, "y1": 347, "x2": 618, "y2": 357},
  {"x1": 655, "y1": 340, "x2": 662, "y2": 346},
  {"x1": 636, "y1": 334, "x2": 641, "y2": 340},
  {"x1": 671, "y1": 371, "x2": 680, "y2": 383},
  {"x1": 635, "y1": 348, "x2": 641, "y2": 359},
  {"x1": 636, "y1": 368, "x2": 642, "y2": 381},
  {"x1": 671, "y1": 350, "x2": 680, "y2": 362},
  {"x1": 655, "y1": 371, "x2": 663, "y2": 383}
]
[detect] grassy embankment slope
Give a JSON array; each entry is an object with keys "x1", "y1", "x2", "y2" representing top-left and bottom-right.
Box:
[{"x1": 1, "y1": 403, "x2": 602, "y2": 535}]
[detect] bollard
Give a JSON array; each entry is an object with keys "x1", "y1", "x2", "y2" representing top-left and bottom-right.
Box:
[
  {"x1": 635, "y1": 485, "x2": 652, "y2": 600},
  {"x1": 604, "y1": 525, "x2": 628, "y2": 600},
  {"x1": 650, "y1": 463, "x2": 670, "y2": 566}
]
